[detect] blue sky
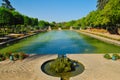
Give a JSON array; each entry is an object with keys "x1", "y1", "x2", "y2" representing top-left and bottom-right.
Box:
[{"x1": 0, "y1": 0, "x2": 97, "y2": 22}]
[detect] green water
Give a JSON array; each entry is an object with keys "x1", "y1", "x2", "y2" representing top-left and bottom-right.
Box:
[{"x1": 0, "y1": 30, "x2": 120, "y2": 54}]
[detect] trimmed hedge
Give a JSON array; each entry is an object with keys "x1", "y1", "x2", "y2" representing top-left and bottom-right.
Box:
[
  {"x1": 104, "y1": 53, "x2": 111, "y2": 59},
  {"x1": 104, "y1": 53, "x2": 120, "y2": 60}
]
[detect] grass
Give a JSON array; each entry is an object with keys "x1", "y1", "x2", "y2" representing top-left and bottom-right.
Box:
[
  {"x1": 79, "y1": 33, "x2": 120, "y2": 53},
  {"x1": 80, "y1": 30, "x2": 120, "y2": 41}
]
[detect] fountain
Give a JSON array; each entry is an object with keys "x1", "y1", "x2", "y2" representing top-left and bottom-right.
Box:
[
  {"x1": 41, "y1": 54, "x2": 85, "y2": 80},
  {"x1": 58, "y1": 27, "x2": 62, "y2": 30},
  {"x1": 48, "y1": 26, "x2": 52, "y2": 31},
  {"x1": 70, "y1": 26, "x2": 73, "y2": 30}
]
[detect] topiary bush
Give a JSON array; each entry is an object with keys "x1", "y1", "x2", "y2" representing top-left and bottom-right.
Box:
[
  {"x1": 49, "y1": 57, "x2": 76, "y2": 73},
  {"x1": 19, "y1": 52, "x2": 25, "y2": 60},
  {"x1": 104, "y1": 53, "x2": 120, "y2": 60},
  {"x1": 18, "y1": 52, "x2": 29, "y2": 60},
  {"x1": 104, "y1": 53, "x2": 111, "y2": 59},
  {"x1": 112, "y1": 54, "x2": 120, "y2": 60},
  {"x1": 13, "y1": 53, "x2": 19, "y2": 60},
  {"x1": 3, "y1": 52, "x2": 12, "y2": 59},
  {"x1": 0, "y1": 52, "x2": 29, "y2": 61},
  {"x1": 0, "y1": 53, "x2": 5, "y2": 61}
]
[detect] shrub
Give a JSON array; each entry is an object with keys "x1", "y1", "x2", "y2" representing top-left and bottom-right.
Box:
[
  {"x1": 0, "y1": 52, "x2": 28, "y2": 61},
  {"x1": 49, "y1": 57, "x2": 75, "y2": 73},
  {"x1": 112, "y1": 54, "x2": 120, "y2": 60},
  {"x1": 0, "y1": 53, "x2": 5, "y2": 61},
  {"x1": 19, "y1": 52, "x2": 25, "y2": 60},
  {"x1": 104, "y1": 54, "x2": 111, "y2": 59},
  {"x1": 13, "y1": 53, "x2": 19, "y2": 60},
  {"x1": 18, "y1": 52, "x2": 28, "y2": 60},
  {"x1": 3, "y1": 52, "x2": 12, "y2": 59}
]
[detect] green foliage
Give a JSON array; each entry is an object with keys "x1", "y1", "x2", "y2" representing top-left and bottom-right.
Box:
[
  {"x1": 13, "y1": 53, "x2": 19, "y2": 59},
  {"x1": 69, "y1": 0, "x2": 120, "y2": 34},
  {"x1": 65, "y1": 20, "x2": 76, "y2": 27},
  {"x1": 18, "y1": 52, "x2": 27, "y2": 60},
  {"x1": 32, "y1": 18, "x2": 38, "y2": 26},
  {"x1": 24, "y1": 16, "x2": 30, "y2": 26},
  {"x1": 0, "y1": 6, "x2": 39, "y2": 36},
  {"x1": 0, "y1": 0, "x2": 119, "y2": 35},
  {"x1": 104, "y1": 53, "x2": 120, "y2": 60},
  {"x1": 97, "y1": 0, "x2": 109, "y2": 10},
  {"x1": 49, "y1": 57, "x2": 73, "y2": 73},
  {"x1": 3, "y1": 52, "x2": 11, "y2": 59},
  {"x1": 0, "y1": 52, "x2": 28, "y2": 61},
  {"x1": 2, "y1": 0, "x2": 15, "y2": 10},
  {"x1": 38, "y1": 20, "x2": 49, "y2": 29},
  {"x1": 54, "y1": 0, "x2": 119, "y2": 34},
  {"x1": 12, "y1": 11, "x2": 24, "y2": 25},
  {"x1": 0, "y1": 53, "x2": 5, "y2": 61},
  {"x1": 112, "y1": 54, "x2": 120, "y2": 60},
  {"x1": 104, "y1": 53, "x2": 111, "y2": 59},
  {"x1": 100, "y1": 0, "x2": 120, "y2": 34},
  {"x1": 0, "y1": 7, "x2": 14, "y2": 26}
]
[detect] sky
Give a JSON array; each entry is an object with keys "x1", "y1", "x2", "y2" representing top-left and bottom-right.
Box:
[{"x1": 0, "y1": 0, "x2": 97, "y2": 22}]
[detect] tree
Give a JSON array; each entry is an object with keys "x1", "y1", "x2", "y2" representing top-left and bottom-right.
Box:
[
  {"x1": 24, "y1": 16, "x2": 30, "y2": 26},
  {"x1": 0, "y1": 7, "x2": 13, "y2": 26},
  {"x1": 62, "y1": 20, "x2": 76, "y2": 29},
  {"x1": 12, "y1": 11, "x2": 24, "y2": 25},
  {"x1": 72, "y1": 20, "x2": 81, "y2": 29},
  {"x1": 0, "y1": 7, "x2": 14, "y2": 36},
  {"x1": 74, "y1": 0, "x2": 120, "y2": 34},
  {"x1": 2, "y1": 0, "x2": 15, "y2": 10},
  {"x1": 31, "y1": 18, "x2": 38, "y2": 26},
  {"x1": 101, "y1": 0, "x2": 120, "y2": 34},
  {"x1": 97, "y1": 0, "x2": 109, "y2": 10},
  {"x1": 0, "y1": 1, "x2": 40, "y2": 36},
  {"x1": 85, "y1": 11, "x2": 97, "y2": 27},
  {"x1": 12, "y1": 11, "x2": 24, "y2": 33},
  {"x1": 34, "y1": 18, "x2": 38, "y2": 26},
  {"x1": 38, "y1": 20, "x2": 49, "y2": 29},
  {"x1": 79, "y1": 17, "x2": 86, "y2": 29}
]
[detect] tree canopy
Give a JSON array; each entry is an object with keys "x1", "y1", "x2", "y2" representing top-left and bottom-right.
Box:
[
  {"x1": 97, "y1": 0, "x2": 109, "y2": 10},
  {"x1": 0, "y1": 0, "x2": 120, "y2": 35},
  {"x1": 2, "y1": 0, "x2": 15, "y2": 10},
  {"x1": 59, "y1": 0, "x2": 120, "y2": 34}
]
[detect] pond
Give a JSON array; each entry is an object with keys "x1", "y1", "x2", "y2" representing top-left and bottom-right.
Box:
[{"x1": 0, "y1": 30, "x2": 120, "y2": 54}]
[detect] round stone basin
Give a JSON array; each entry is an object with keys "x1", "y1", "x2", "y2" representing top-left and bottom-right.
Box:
[{"x1": 41, "y1": 58, "x2": 85, "y2": 78}]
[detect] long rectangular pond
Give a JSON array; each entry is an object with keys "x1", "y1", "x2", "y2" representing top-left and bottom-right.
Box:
[{"x1": 0, "y1": 30, "x2": 120, "y2": 54}]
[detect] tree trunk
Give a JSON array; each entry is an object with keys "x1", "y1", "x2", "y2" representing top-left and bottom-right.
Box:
[
  {"x1": 60, "y1": 76, "x2": 70, "y2": 80},
  {"x1": 107, "y1": 26, "x2": 119, "y2": 34}
]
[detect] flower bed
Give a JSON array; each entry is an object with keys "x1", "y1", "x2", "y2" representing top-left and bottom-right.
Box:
[{"x1": 0, "y1": 52, "x2": 29, "y2": 61}]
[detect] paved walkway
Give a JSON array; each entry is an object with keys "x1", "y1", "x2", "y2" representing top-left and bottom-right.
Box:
[{"x1": 0, "y1": 54, "x2": 120, "y2": 80}]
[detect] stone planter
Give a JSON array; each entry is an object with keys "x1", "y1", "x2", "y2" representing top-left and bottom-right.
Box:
[{"x1": 41, "y1": 56, "x2": 85, "y2": 80}]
